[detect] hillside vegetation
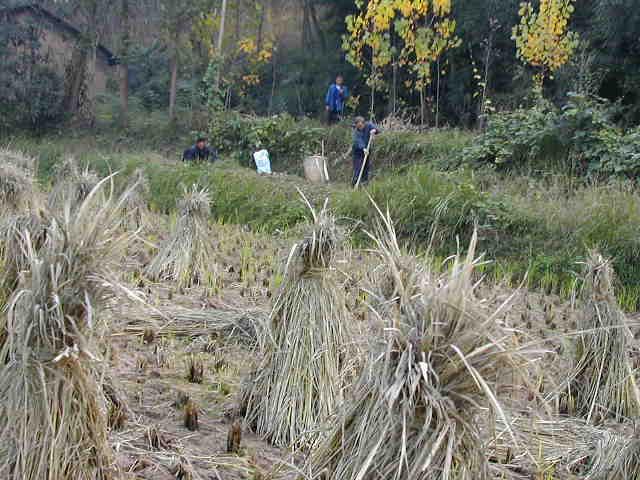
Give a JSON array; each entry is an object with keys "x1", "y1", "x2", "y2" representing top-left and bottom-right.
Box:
[{"x1": 8, "y1": 112, "x2": 640, "y2": 310}]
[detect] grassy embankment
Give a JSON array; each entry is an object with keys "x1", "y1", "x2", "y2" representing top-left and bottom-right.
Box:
[{"x1": 5, "y1": 120, "x2": 640, "y2": 310}]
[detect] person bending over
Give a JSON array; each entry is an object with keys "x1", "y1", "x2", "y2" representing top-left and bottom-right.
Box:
[{"x1": 351, "y1": 116, "x2": 380, "y2": 187}]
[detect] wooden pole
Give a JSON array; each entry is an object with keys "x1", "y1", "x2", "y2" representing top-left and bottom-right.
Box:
[
  {"x1": 215, "y1": 0, "x2": 228, "y2": 89},
  {"x1": 354, "y1": 134, "x2": 374, "y2": 189}
]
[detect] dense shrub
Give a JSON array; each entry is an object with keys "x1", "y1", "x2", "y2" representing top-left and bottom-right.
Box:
[
  {"x1": 0, "y1": 18, "x2": 65, "y2": 131},
  {"x1": 209, "y1": 112, "x2": 472, "y2": 176},
  {"x1": 460, "y1": 103, "x2": 563, "y2": 170},
  {"x1": 208, "y1": 112, "x2": 326, "y2": 169},
  {"x1": 462, "y1": 95, "x2": 640, "y2": 178}
]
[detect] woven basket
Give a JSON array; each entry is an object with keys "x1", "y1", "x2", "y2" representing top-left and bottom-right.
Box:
[{"x1": 303, "y1": 155, "x2": 329, "y2": 184}]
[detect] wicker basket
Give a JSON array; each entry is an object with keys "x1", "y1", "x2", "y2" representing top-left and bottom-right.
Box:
[{"x1": 303, "y1": 155, "x2": 329, "y2": 184}]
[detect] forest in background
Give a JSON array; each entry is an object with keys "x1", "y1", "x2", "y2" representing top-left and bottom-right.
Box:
[{"x1": 1, "y1": 0, "x2": 640, "y2": 132}]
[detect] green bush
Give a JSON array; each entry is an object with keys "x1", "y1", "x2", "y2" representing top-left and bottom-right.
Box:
[
  {"x1": 209, "y1": 112, "x2": 472, "y2": 177},
  {"x1": 460, "y1": 102, "x2": 564, "y2": 170},
  {"x1": 208, "y1": 112, "x2": 326, "y2": 170},
  {"x1": 462, "y1": 95, "x2": 640, "y2": 178},
  {"x1": 0, "y1": 19, "x2": 65, "y2": 132}
]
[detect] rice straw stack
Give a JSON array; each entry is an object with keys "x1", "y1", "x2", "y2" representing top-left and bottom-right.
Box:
[
  {"x1": 0, "y1": 160, "x2": 36, "y2": 214},
  {"x1": 48, "y1": 158, "x2": 100, "y2": 210},
  {"x1": 566, "y1": 251, "x2": 640, "y2": 423},
  {"x1": 120, "y1": 168, "x2": 151, "y2": 232},
  {"x1": 240, "y1": 197, "x2": 351, "y2": 448},
  {"x1": 305, "y1": 203, "x2": 529, "y2": 480},
  {"x1": 145, "y1": 184, "x2": 219, "y2": 290},
  {"x1": 0, "y1": 175, "x2": 134, "y2": 479}
]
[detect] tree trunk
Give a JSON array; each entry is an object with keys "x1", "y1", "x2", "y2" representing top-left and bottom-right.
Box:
[
  {"x1": 370, "y1": 83, "x2": 375, "y2": 119},
  {"x1": 83, "y1": 1, "x2": 99, "y2": 125},
  {"x1": 308, "y1": 1, "x2": 326, "y2": 51},
  {"x1": 169, "y1": 43, "x2": 178, "y2": 122},
  {"x1": 435, "y1": 57, "x2": 441, "y2": 128},
  {"x1": 256, "y1": 2, "x2": 265, "y2": 52},
  {"x1": 84, "y1": 41, "x2": 97, "y2": 124},
  {"x1": 119, "y1": 0, "x2": 130, "y2": 128},
  {"x1": 478, "y1": 32, "x2": 493, "y2": 130},
  {"x1": 119, "y1": 66, "x2": 129, "y2": 126},
  {"x1": 234, "y1": 0, "x2": 241, "y2": 42},
  {"x1": 268, "y1": 46, "x2": 277, "y2": 114},
  {"x1": 391, "y1": 55, "x2": 397, "y2": 115},
  {"x1": 420, "y1": 87, "x2": 425, "y2": 130},
  {"x1": 301, "y1": 0, "x2": 307, "y2": 50},
  {"x1": 215, "y1": 0, "x2": 228, "y2": 89},
  {"x1": 63, "y1": 47, "x2": 87, "y2": 115},
  {"x1": 370, "y1": 49, "x2": 375, "y2": 118}
]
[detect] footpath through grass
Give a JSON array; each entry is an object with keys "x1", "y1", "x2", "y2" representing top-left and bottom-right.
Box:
[{"x1": 6, "y1": 128, "x2": 640, "y2": 311}]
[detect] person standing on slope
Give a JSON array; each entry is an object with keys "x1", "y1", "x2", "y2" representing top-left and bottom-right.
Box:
[{"x1": 325, "y1": 74, "x2": 349, "y2": 124}]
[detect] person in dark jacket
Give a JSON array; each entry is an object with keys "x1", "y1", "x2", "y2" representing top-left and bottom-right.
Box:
[
  {"x1": 325, "y1": 75, "x2": 349, "y2": 124},
  {"x1": 183, "y1": 137, "x2": 218, "y2": 162},
  {"x1": 351, "y1": 116, "x2": 380, "y2": 187}
]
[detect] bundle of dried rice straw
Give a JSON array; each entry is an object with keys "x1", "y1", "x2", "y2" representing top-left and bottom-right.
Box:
[
  {"x1": 0, "y1": 150, "x2": 44, "y2": 302},
  {"x1": 48, "y1": 158, "x2": 100, "y2": 210},
  {"x1": 145, "y1": 184, "x2": 220, "y2": 290},
  {"x1": 120, "y1": 168, "x2": 151, "y2": 232},
  {"x1": 489, "y1": 411, "x2": 640, "y2": 479},
  {"x1": 0, "y1": 147, "x2": 37, "y2": 172},
  {"x1": 123, "y1": 304, "x2": 268, "y2": 345},
  {"x1": 305, "y1": 203, "x2": 531, "y2": 480},
  {"x1": 0, "y1": 160, "x2": 36, "y2": 214},
  {"x1": 240, "y1": 197, "x2": 352, "y2": 448},
  {"x1": 565, "y1": 251, "x2": 640, "y2": 423},
  {"x1": 0, "y1": 175, "x2": 135, "y2": 479},
  {"x1": 0, "y1": 211, "x2": 46, "y2": 301}
]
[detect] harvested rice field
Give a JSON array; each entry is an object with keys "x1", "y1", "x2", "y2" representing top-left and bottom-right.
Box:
[{"x1": 3, "y1": 148, "x2": 640, "y2": 480}]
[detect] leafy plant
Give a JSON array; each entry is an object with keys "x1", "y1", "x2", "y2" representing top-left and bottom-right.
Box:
[
  {"x1": 462, "y1": 94, "x2": 640, "y2": 178},
  {"x1": 0, "y1": 17, "x2": 65, "y2": 131},
  {"x1": 208, "y1": 112, "x2": 325, "y2": 168}
]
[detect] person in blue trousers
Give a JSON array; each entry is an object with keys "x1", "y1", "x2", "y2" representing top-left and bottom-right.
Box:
[
  {"x1": 325, "y1": 74, "x2": 349, "y2": 124},
  {"x1": 352, "y1": 116, "x2": 380, "y2": 187}
]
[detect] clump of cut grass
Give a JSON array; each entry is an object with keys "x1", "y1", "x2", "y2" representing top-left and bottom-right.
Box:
[
  {"x1": 145, "y1": 184, "x2": 220, "y2": 291},
  {"x1": 227, "y1": 419, "x2": 242, "y2": 454},
  {"x1": 184, "y1": 399, "x2": 199, "y2": 431},
  {"x1": 491, "y1": 412, "x2": 640, "y2": 478},
  {"x1": 363, "y1": 202, "x2": 426, "y2": 318},
  {"x1": 187, "y1": 354, "x2": 205, "y2": 384},
  {"x1": 170, "y1": 458, "x2": 195, "y2": 480},
  {"x1": 143, "y1": 327, "x2": 156, "y2": 345},
  {"x1": 305, "y1": 202, "x2": 528, "y2": 480},
  {"x1": 0, "y1": 211, "x2": 47, "y2": 301},
  {"x1": 146, "y1": 425, "x2": 171, "y2": 450},
  {"x1": 240, "y1": 196, "x2": 352, "y2": 448},
  {"x1": 0, "y1": 147, "x2": 37, "y2": 173},
  {"x1": 47, "y1": 158, "x2": 100, "y2": 210},
  {"x1": 104, "y1": 378, "x2": 130, "y2": 431},
  {"x1": 121, "y1": 168, "x2": 151, "y2": 232},
  {"x1": 565, "y1": 251, "x2": 640, "y2": 423},
  {"x1": 0, "y1": 161, "x2": 36, "y2": 214},
  {"x1": 0, "y1": 175, "x2": 135, "y2": 479}
]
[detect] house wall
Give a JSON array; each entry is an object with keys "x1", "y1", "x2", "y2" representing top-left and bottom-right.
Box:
[{"x1": 13, "y1": 10, "x2": 114, "y2": 94}]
